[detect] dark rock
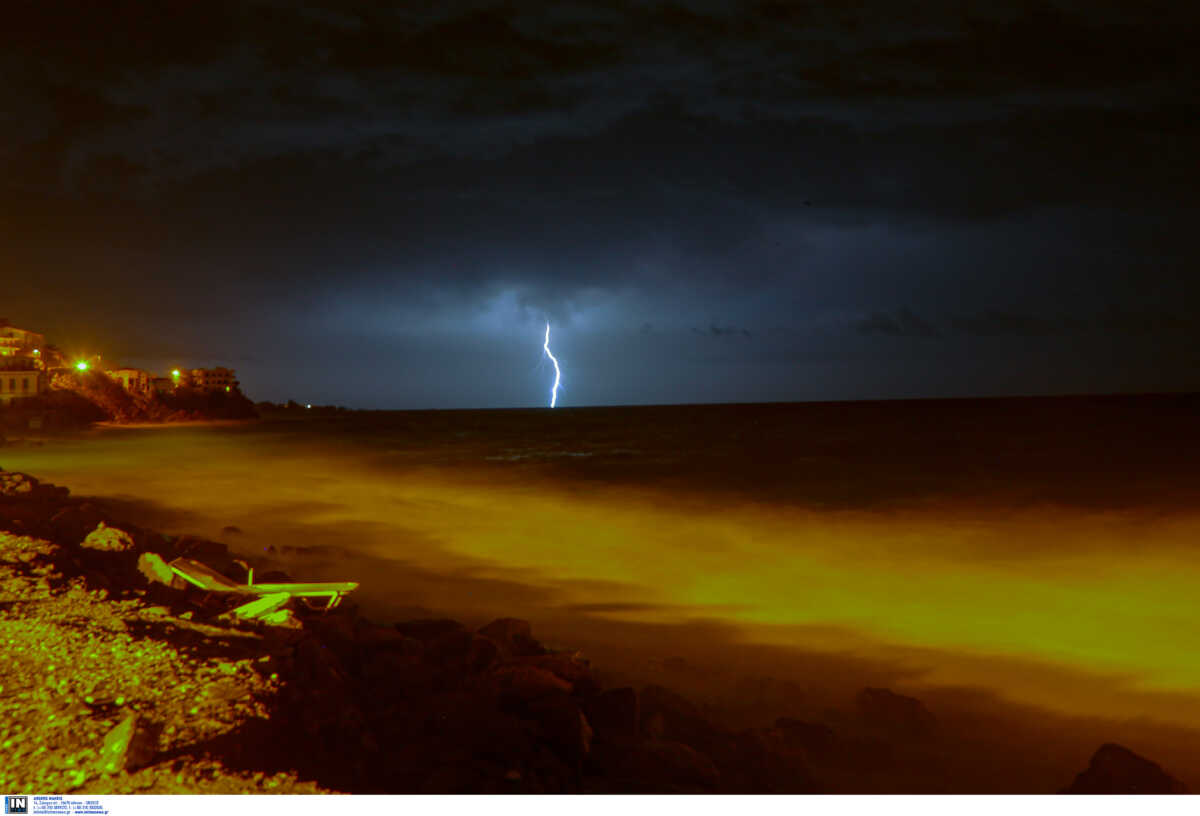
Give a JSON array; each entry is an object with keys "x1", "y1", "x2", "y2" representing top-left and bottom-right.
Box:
[
  {"x1": 634, "y1": 740, "x2": 721, "y2": 792},
  {"x1": 640, "y1": 684, "x2": 720, "y2": 747},
  {"x1": 354, "y1": 621, "x2": 423, "y2": 653},
  {"x1": 662, "y1": 656, "x2": 694, "y2": 673},
  {"x1": 525, "y1": 691, "x2": 593, "y2": 765},
  {"x1": 855, "y1": 687, "x2": 937, "y2": 738},
  {"x1": 842, "y1": 736, "x2": 894, "y2": 771},
  {"x1": 478, "y1": 617, "x2": 544, "y2": 657},
  {"x1": 83, "y1": 571, "x2": 112, "y2": 592},
  {"x1": 174, "y1": 536, "x2": 232, "y2": 566},
  {"x1": 756, "y1": 731, "x2": 817, "y2": 793},
  {"x1": 48, "y1": 503, "x2": 112, "y2": 546},
  {"x1": 293, "y1": 636, "x2": 351, "y2": 692},
  {"x1": 0, "y1": 471, "x2": 37, "y2": 498},
  {"x1": 516, "y1": 652, "x2": 596, "y2": 694},
  {"x1": 735, "y1": 674, "x2": 806, "y2": 711},
  {"x1": 584, "y1": 687, "x2": 639, "y2": 743},
  {"x1": 418, "y1": 761, "x2": 494, "y2": 794},
  {"x1": 361, "y1": 650, "x2": 434, "y2": 698},
  {"x1": 0, "y1": 471, "x2": 65, "y2": 503},
  {"x1": 394, "y1": 619, "x2": 468, "y2": 642},
  {"x1": 98, "y1": 713, "x2": 143, "y2": 774},
  {"x1": 283, "y1": 543, "x2": 350, "y2": 558},
  {"x1": 775, "y1": 717, "x2": 836, "y2": 757},
  {"x1": 492, "y1": 664, "x2": 573, "y2": 703},
  {"x1": 221, "y1": 525, "x2": 243, "y2": 535},
  {"x1": 81, "y1": 522, "x2": 135, "y2": 552},
  {"x1": 1061, "y1": 743, "x2": 1189, "y2": 794},
  {"x1": 466, "y1": 634, "x2": 501, "y2": 674},
  {"x1": 125, "y1": 718, "x2": 163, "y2": 771},
  {"x1": 484, "y1": 616, "x2": 531, "y2": 636},
  {"x1": 715, "y1": 728, "x2": 815, "y2": 794},
  {"x1": 0, "y1": 495, "x2": 65, "y2": 534},
  {"x1": 424, "y1": 628, "x2": 474, "y2": 662}
]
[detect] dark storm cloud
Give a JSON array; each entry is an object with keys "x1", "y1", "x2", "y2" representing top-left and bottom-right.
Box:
[
  {"x1": 949, "y1": 310, "x2": 1064, "y2": 337},
  {"x1": 857, "y1": 309, "x2": 941, "y2": 339},
  {"x1": 2, "y1": 0, "x2": 1198, "y2": 405},
  {"x1": 691, "y1": 325, "x2": 753, "y2": 339},
  {"x1": 857, "y1": 307, "x2": 1200, "y2": 341}
]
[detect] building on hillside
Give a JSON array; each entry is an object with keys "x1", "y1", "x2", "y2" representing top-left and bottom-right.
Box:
[
  {"x1": 150, "y1": 377, "x2": 175, "y2": 395},
  {"x1": 189, "y1": 367, "x2": 237, "y2": 392},
  {"x1": 0, "y1": 370, "x2": 42, "y2": 405},
  {"x1": 37, "y1": 345, "x2": 66, "y2": 370},
  {"x1": 0, "y1": 354, "x2": 37, "y2": 372},
  {"x1": 0, "y1": 320, "x2": 46, "y2": 365},
  {"x1": 107, "y1": 368, "x2": 151, "y2": 394}
]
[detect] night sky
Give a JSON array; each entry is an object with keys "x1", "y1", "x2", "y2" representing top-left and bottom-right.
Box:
[{"x1": 3, "y1": 1, "x2": 1198, "y2": 408}]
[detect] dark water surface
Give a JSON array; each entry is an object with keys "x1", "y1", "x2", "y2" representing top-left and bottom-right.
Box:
[{"x1": 5, "y1": 394, "x2": 1200, "y2": 790}]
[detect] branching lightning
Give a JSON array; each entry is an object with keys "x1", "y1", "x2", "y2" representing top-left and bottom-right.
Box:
[{"x1": 543, "y1": 322, "x2": 561, "y2": 408}]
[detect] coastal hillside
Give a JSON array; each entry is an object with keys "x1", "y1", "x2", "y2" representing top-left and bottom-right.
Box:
[{"x1": 0, "y1": 371, "x2": 257, "y2": 433}]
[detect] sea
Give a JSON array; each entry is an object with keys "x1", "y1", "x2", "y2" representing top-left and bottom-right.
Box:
[{"x1": 4, "y1": 393, "x2": 1200, "y2": 789}]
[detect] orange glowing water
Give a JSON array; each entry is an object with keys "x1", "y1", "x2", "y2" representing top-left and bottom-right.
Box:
[{"x1": 6, "y1": 396, "x2": 1200, "y2": 778}]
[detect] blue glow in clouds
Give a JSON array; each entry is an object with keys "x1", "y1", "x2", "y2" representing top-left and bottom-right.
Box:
[{"x1": 543, "y1": 322, "x2": 561, "y2": 408}]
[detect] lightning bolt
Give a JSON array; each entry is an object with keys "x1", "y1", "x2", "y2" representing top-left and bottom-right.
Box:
[{"x1": 543, "y1": 322, "x2": 561, "y2": 408}]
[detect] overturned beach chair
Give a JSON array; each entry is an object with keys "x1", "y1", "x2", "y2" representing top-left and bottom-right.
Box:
[{"x1": 166, "y1": 556, "x2": 359, "y2": 618}]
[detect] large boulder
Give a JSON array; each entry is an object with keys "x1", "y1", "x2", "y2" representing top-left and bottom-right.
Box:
[
  {"x1": 423, "y1": 629, "x2": 501, "y2": 675},
  {"x1": 81, "y1": 521, "x2": 135, "y2": 552},
  {"x1": 97, "y1": 713, "x2": 156, "y2": 774},
  {"x1": 478, "y1": 618, "x2": 544, "y2": 658},
  {"x1": 634, "y1": 740, "x2": 721, "y2": 792},
  {"x1": 775, "y1": 717, "x2": 836, "y2": 757},
  {"x1": 583, "y1": 687, "x2": 639, "y2": 744},
  {"x1": 640, "y1": 684, "x2": 721, "y2": 747},
  {"x1": 393, "y1": 619, "x2": 468, "y2": 642},
  {"x1": 855, "y1": 687, "x2": 937, "y2": 738},
  {"x1": 0, "y1": 471, "x2": 37, "y2": 498},
  {"x1": 491, "y1": 664, "x2": 573, "y2": 703},
  {"x1": 715, "y1": 728, "x2": 816, "y2": 794},
  {"x1": 516, "y1": 653, "x2": 596, "y2": 694},
  {"x1": 136, "y1": 552, "x2": 177, "y2": 587},
  {"x1": 173, "y1": 536, "x2": 234, "y2": 568},
  {"x1": 48, "y1": 504, "x2": 113, "y2": 546},
  {"x1": 1061, "y1": 743, "x2": 1189, "y2": 794},
  {"x1": 0, "y1": 470, "x2": 66, "y2": 503},
  {"x1": 524, "y1": 692, "x2": 594, "y2": 766}
]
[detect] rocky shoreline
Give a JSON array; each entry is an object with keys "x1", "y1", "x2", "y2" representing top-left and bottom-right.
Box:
[{"x1": 0, "y1": 467, "x2": 1190, "y2": 794}]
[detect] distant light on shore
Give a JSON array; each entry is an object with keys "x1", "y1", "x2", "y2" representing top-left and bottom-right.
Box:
[{"x1": 75, "y1": 361, "x2": 89, "y2": 371}]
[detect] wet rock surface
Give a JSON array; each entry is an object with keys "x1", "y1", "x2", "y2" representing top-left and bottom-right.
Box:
[
  {"x1": 856, "y1": 687, "x2": 938, "y2": 739},
  {"x1": 82, "y1": 522, "x2": 135, "y2": 553},
  {"x1": 1062, "y1": 743, "x2": 1189, "y2": 794}
]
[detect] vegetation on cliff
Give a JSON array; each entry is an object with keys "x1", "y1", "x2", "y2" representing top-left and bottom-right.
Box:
[{"x1": 0, "y1": 372, "x2": 257, "y2": 432}]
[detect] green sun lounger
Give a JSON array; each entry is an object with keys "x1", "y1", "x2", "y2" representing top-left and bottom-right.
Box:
[{"x1": 167, "y1": 556, "x2": 359, "y2": 612}]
